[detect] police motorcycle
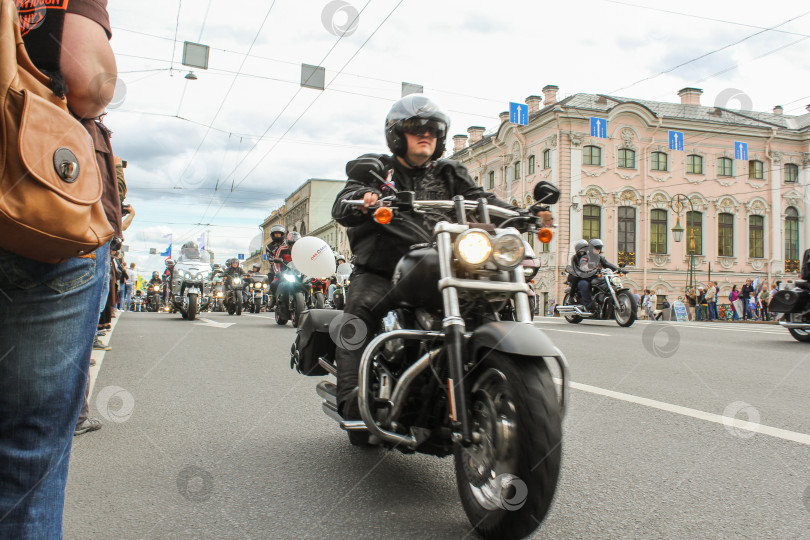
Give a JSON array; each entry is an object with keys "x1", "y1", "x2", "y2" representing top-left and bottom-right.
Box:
[
  {"x1": 168, "y1": 242, "x2": 213, "y2": 321},
  {"x1": 290, "y1": 182, "x2": 566, "y2": 540},
  {"x1": 272, "y1": 259, "x2": 310, "y2": 327},
  {"x1": 245, "y1": 274, "x2": 270, "y2": 313},
  {"x1": 770, "y1": 248, "x2": 810, "y2": 342},
  {"x1": 556, "y1": 244, "x2": 636, "y2": 327}
]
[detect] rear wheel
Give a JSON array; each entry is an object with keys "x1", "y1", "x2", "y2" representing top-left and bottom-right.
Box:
[
  {"x1": 613, "y1": 290, "x2": 637, "y2": 327},
  {"x1": 187, "y1": 293, "x2": 198, "y2": 321},
  {"x1": 562, "y1": 293, "x2": 582, "y2": 324},
  {"x1": 314, "y1": 292, "x2": 325, "y2": 309},
  {"x1": 788, "y1": 314, "x2": 810, "y2": 342},
  {"x1": 455, "y1": 352, "x2": 562, "y2": 540}
]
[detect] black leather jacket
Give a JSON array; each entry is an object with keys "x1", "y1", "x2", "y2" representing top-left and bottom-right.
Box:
[{"x1": 332, "y1": 153, "x2": 519, "y2": 277}]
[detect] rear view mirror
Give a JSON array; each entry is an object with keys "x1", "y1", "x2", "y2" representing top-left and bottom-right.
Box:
[{"x1": 533, "y1": 181, "x2": 560, "y2": 205}]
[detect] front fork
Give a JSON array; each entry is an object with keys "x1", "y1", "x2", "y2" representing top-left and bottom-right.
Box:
[{"x1": 437, "y1": 226, "x2": 472, "y2": 446}]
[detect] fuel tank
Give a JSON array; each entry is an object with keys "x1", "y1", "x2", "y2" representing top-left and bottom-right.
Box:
[{"x1": 389, "y1": 247, "x2": 443, "y2": 310}]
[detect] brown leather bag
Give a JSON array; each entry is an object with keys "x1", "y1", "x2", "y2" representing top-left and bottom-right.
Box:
[{"x1": 0, "y1": 0, "x2": 114, "y2": 263}]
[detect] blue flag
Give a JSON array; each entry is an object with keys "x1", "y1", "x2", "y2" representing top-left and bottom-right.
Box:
[
  {"x1": 160, "y1": 233, "x2": 172, "y2": 258},
  {"x1": 198, "y1": 233, "x2": 205, "y2": 251}
]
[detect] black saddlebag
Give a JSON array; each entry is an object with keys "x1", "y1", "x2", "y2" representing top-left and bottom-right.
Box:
[
  {"x1": 292, "y1": 309, "x2": 341, "y2": 376},
  {"x1": 802, "y1": 248, "x2": 810, "y2": 281},
  {"x1": 769, "y1": 288, "x2": 810, "y2": 314}
]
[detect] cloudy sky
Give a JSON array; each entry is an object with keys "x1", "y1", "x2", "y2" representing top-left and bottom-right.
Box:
[{"x1": 106, "y1": 0, "x2": 810, "y2": 276}]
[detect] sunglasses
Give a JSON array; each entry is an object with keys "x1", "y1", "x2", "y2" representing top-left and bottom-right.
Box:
[{"x1": 400, "y1": 118, "x2": 446, "y2": 138}]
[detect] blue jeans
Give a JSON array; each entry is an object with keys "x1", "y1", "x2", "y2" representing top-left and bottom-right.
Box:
[
  {"x1": 0, "y1": 243, "x2": 107, "y2": 539},
  {"x1": 708, "y1": 302, "x2": 718, "y2": 320}
]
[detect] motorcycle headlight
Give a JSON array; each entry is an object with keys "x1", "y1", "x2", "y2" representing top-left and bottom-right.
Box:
[
  {"x1": 283, "y1": 274, "x2": 296, "y2": 282},
  {"x1": 492, "y1": 234, "x2": 525, "y2": 270},
  {"x1": 216, "y1": 292, "x2": 223, "y2": 297},
  {"x1": 232, "y1": 278, "x2": 241, "y2": 285},
  {"x1": 523, "y1": 265, "x2": 539, "y2": 280},
  {"x1": 262, "y1": 283, "x2": 268, "y2": 289},
  {"x1": 455, "y1": 230, "x2": 492, "y2": 266}
]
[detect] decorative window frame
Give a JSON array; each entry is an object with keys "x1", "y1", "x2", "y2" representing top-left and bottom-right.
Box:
[
  {"x1": 746, "y1": 200, "x2": 768, "y2": 263},
  {"x1": 582, "y1": 143, "x2": 607, "y2": 176},
  {"x1": 714, "y1": 154, "x2": 736, "y2": 186},
  {"x1": 681, "y1": 194, "x2": 709, "y2": 264},
  {"x1": 649, "y1": 145, "x2": 673, "y2": 183},
  {"x1": 684, "y1": 150, "x2": 707, "y2": 184},
  {"x1": 614, "y1": 127, "x2": 640, "y2": 181}
]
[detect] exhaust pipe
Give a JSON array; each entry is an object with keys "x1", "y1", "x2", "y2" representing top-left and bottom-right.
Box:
[
  {"x1": 555, "y1": 305, "x2": 592, "y2": 316},
  {"x1": 780, "y1": 322, "x2": 810, "y2": 330}
]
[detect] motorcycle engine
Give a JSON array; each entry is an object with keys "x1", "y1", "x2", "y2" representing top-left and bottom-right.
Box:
[{"x1": 382, "y1": 311, "x2": 405, "y2": 364}]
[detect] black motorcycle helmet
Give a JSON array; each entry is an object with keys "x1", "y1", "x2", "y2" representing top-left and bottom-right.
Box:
[
  {"x1": 589, "y1": 238, "x2": 604, "y2": 251},
  {"x1": 385, "y1": 95, "x2": 450, "y2": 164},
  {"x1": 286, "y1": 231, "x2": 301, "y2": 247},
  {"x1": 152, "y1": 271, "x2": 159, "y2": 278},
  {"x1": 229, "y1": 258, "x2": 239, "y2": 267},
  {"x1": 269, "y1": 224, "x2": 287, "y2": 245},
  {"x1": 574, "y1": 239, "x2": 588, "y2": 253}
]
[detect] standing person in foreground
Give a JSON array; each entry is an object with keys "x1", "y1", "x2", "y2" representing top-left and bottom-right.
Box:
[
  {"x1": 330, "y1": 94, "x2": 552, "y2": 419},
  {"x1": 0, "y1": 0, "x2": 118, "y2": 537}
]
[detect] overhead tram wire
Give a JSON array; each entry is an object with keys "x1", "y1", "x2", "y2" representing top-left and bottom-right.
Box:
[
  {"x1": 172, "y1": 0, "x2": 280, "y2": 190},
  {"x1": 196, "y1": 0, "x2": 407, "y2": 232},
  {"x1": 188, "y1": 0, "x2": 374, "y2": 234},
  {"x1": 608, "y1": 9, "x2": 810, "y2": 95}
]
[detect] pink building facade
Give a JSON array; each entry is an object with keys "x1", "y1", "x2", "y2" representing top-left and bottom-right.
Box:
[{"x1": 450, "y1": 86, "x2": 810, "y2": 308}]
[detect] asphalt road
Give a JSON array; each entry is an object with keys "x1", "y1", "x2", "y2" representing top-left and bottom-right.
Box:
[{"x1": 64, "y1": 311, "x2": 810, "y2": 539}]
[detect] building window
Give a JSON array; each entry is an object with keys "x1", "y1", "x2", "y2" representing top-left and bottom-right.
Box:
[
  {"x1": 749, "y1": 215, "x2": 764, "y2": 258},
  {"x1": 583, "y1": 145, "x2": 601, "y2": 166},
  {"x1": 650, "y1": 209, "x2": 667, "y2": 254},
  {"x1": 489, "y1": 171, "x2": 495, "y2": 188},
  {"x1": 785, "y1": 163, "x2": 799, "y2": 183},
  {"x1": 786, "y1": 207, "x2": 799, "y2": 270},
  {"x1": 651, "y1": 151, "x2": 668, "y2": 171},
  {"x1": 718, "y1": 213, "x2": 733, "y2": 256},
  {"x1": 514, "y1": 161, "x2": 521, "y2": 180},
  {"x1": 528, "y1": 155, "x2": 535, "y2": 174},
  {"x1": 543, "y1": 149, "x2": 551, "y2": 169},
  {"x1": 686, "y1": 211, "x2": 703, "y2": 255},
  {"x1": 687, "y1": 154, "x2": 703, "y2": 174},
  {"x1": 617, "y1": 206, "x2": 636, "y2": 266},
  {"x1": 748, "y1": 160, "x2": 764, "y2": 180},
  {"x1": 618, "y1": 148, "x2": 636, "y2": 169},
  {"x1": 717, "y1": 157, "x2": 733, "y2": 177},
  {"x1": 583, "y1": 205, "x2": 601, "y2": 241}
]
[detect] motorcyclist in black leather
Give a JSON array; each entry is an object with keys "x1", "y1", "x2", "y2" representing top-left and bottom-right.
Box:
[
  {"x1": 576, "y1": 238, "x2": 619, "y2": 308},
  {"x1": 225, "y1": 258, "x2": 244, "y2": 278},
  {"x1": 331, "y1": 94, "x2": 552, "y2": 419}
]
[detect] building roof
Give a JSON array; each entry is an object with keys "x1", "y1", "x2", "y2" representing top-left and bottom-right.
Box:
[{"x1": 454, "y1": 92, "x2": 810, "y2": 158}]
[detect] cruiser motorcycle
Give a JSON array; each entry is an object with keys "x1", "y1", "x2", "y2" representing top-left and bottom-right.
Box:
[
  {"x1": 220, "y1": 273, "x2": 244, "y2": 316},
  {"x1": 290, "y1": 183, "x2": 566, "y2": 540},
  {"x1": 245, "y1": 274, "x2": 269, "y2": 313},
  {"x1": 168, "y1": 259, "x2": 212, "y2": 321},
  {"x1": 770, "y1": 248, "x2": 810, "y2": 342},
  {"x1": 556, "y1": 246, "x2": 636, "y2": 327}
]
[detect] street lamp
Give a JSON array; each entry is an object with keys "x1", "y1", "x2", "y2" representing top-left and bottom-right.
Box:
[{"x1": 669, "y1": 194, "x2": 696, "y2": 294}]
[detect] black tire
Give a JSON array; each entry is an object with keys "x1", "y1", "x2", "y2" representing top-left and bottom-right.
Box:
[
  {"x1": 787, "y1": 315, "x2": 810, "y2": 342},
  {"x1": 613, "y1": 290, "x2": 636, "y2": 327},
  {"x1": 455, "y1": 352, "x2": 562, "y2": 540},
  {"x1": 314, "y1": 292, "x2": 325, "y2": 309},
  {"x1": 275, "y1": 306, "x2": 288, "y2": 326},
  {"x1": 187, "y1": 293, "x2": 198, "y2": 321},
  {"x1": 562, "y1": 293, "x2": 582, "y2": 324},
  {"x1": 333, "y1": 293, "x2": 344, "y2": 310},
  {"x1": 291, "y1": 292, "x2": 306, "y2": 328},
  {"x1": 236, "y1": 293, "x2": 242, "y2": 316}
]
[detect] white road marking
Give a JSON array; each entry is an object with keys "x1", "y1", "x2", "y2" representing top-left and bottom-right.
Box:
[
  {"x1": 534, "y1": 317, "x2": 785, "y2": 335},
  {"x1": 194, "y1": 317, "x2": 235, "y2": 328},
  {"x1": 537, "y1": 326, "x2": 611, "y2": 337},
  {"x1": 555, "y1": 378, "x2": 810, "y2": 446}
]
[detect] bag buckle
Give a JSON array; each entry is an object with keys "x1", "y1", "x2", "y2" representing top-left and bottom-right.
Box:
[{"x1": 53, "y1": 148, "x2": 80, "y2": 182}]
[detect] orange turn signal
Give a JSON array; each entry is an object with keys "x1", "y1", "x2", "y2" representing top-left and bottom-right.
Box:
[
  {"x1": 537, "y1": 228, "x2": 554, "y2": 243},
  {"x1": 374, "y1": 206, "x2": 393, "y2": 225}
]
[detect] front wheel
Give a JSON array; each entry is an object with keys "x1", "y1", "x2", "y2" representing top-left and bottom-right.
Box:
[
  {"x1": 613, "y1": 290, "x2": 637, "y2": 327},
  {"x1": 562, "y1": 293, "x2": 582, "y2": 324},
  {"x1": 187, "y1": 293, "x2": 198, "y2": 321},
  {"x1": 236, "y1": 292, "x2": 242, "y2": 316},
  {"x1": 787, "y1": 314, "x2": 810, "y2": 342},
  {"x1": 291, "y1": 291, "x2": 306, "y2": 328},
  {"x1": 455, "y1": 352, "x2": 562, "y2": 540}
]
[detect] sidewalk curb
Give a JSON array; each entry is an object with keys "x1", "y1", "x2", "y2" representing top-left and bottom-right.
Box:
[{"x1": 89, "y1": 312, "x2": 120, "y2": 399}]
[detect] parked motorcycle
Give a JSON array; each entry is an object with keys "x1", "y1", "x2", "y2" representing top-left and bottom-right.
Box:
[
  {"x1": 770, "y1": 248, "x2": 810, "y2": 342},
  {"x1": 169, "y1": 261, "x2": 212, "y2": 321},
  {"x1": 273, "y1": 260, "x2": 309, "y2": 327},
  {"x1": 290, "y1": 183, "x2": 566, "y2": 539},
  {"x1": 245, "y1": 274, "x2": 269, "y2": 313},
  {"x1": 556, "y1": 246, "x2": 636, "y2": 327}
]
